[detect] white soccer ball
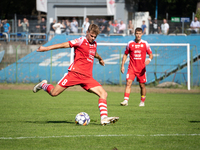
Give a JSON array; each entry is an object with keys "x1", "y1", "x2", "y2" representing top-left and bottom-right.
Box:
[{"x1": 75, "y1": 112, "x2": 90, "y2": 126}]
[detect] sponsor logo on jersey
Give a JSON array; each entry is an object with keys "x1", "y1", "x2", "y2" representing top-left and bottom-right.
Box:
[
  {"x1": 135, "y1": 45, "x2": 140, "y2": 48},
  {"x1": 134, "y1": 50, "x2": 141, "y2": 53}
]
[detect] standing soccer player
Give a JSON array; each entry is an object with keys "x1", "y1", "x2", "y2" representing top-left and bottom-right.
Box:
[
  {"x1": 33, "y1": 24, "x2": 119, "y2": 125},
  {"x1": 120, "y1": 27, "x2": 153, "y2": 107}
]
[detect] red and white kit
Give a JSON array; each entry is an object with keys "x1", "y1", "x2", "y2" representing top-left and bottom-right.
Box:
[
  {"x1": 125, "y1": 39, "x2": 152, "y2": 83},
  {"x1": 58, "y1": 36, "x2": 101, "y2": 90}
]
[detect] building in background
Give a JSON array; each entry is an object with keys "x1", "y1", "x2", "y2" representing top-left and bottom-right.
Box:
[{"x1": 46, "y1": 0, "x2": 139, "y2": 33}]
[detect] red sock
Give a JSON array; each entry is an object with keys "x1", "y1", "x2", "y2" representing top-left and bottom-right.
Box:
[
  {"x1": 98, "y1": 98, "x2": 108, "y2": 120},
  {"x1": 141, "y1": 95, "x2": 146, "y2": 102},
  {"x1": 41, "y1": 83, "x2": 54, "y2": 94},
  {"x1": 124, "y1": 93, "x2": 130, "y2": 101}
]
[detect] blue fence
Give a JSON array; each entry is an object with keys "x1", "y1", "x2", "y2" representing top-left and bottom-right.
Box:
[{"x1": 0, "y1": 34, "x2": 199, "y2": 86}]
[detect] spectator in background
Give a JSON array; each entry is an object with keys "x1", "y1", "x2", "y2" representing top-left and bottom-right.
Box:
[
  {"x1": 70, "y1": 18, "x2": 78, "y2": 33},
  {"x1": 53, "y1": 20, "x2": 64, "y2": 34},
  {"x1": 118, "y1": 20, "x2": 126, "y2": 34},
  {"x1": 18, "y1": 18, "x2": 29, "y2": 33},
  {"x1": 36, "y1": 18, "x2": 46, "y2": 39},
  {"x1": 149, "y1": 17, "x2": 153, "y2": 34},
  {"x1": 82, "y1": 17, "x2": 90, "y2": 34},
  {"x1": 160, "y1": 19, "x2": 169, "y2": 35},
  {"x1": 190, "y1": 17, "x2": 200, "y2": 34},
  {"x1": 0, "y1": 19, "x2": 11, "y2": 33},
  {"x1": 152, "y1": 18, "x2": 160, "y2": 34},
  {"x1": 141, "y1": 20, "x2": 147, "y2": 34},
  {"x1": 64, "y1": 19, "x2": 71, "y2": 35},
  {"x1": 101, "y1": 19, "x2": 108, "y2": 34},
  {"x1": 107, "y1": 20, "x2": 114, "y2": 35},
  {"x1": 49, "y1": 19, "x2": 56, "y2": 41},
  {"x1": 40, "y1": 18, "x2": 46, "y2": 34},
  {"x1": 127, "y1": 20, "x2": 134, "y2": 35},
  {"x1": 112, "y1": 19, "x2": 119, "y2": 33}
]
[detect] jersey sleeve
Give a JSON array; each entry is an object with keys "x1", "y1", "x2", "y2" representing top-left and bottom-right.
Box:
[
  {"x1": 124, "y1": 43, "x2": 130, "y2": 55},
  {"x1": 145, "y1": 41, "x2": 152, "y2": 54},
  {"x1": 68, "y1": 37, "x2": 83, "y2": 48}
]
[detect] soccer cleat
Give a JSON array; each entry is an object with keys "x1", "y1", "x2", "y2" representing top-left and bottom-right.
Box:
[
  {"x1": 139, "y1": 101, "x2": 145, "y2": 107},
  {"x1": 120, "y1": 100, "x2": 128, "y2": 106},
  {"x1": 101, "y1": 117, "x2": 119, "y2": 126},
  {"x1": 33, "y1": 80, "x2": 47, "y2": 93}
]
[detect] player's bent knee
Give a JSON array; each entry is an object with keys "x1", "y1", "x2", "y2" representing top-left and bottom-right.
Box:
[{"x1": 100, "y1": 91, "x2": 107, "y2": 99}]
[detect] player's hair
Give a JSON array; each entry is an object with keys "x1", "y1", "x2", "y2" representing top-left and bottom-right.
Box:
[
  {"x1": 135, "y1": 27, "x2": 142, "y2": 33},
  {"x1": 87, "y1": 24, "x2": 100, "y2": 35}
]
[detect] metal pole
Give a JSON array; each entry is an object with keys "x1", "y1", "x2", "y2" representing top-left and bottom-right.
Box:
[
  {"x1": 155, "y1": 0, "x2": 158, "y2": 19},
  {"x1": 192, "y1": 12, "x2": 195, "y2": 21},
  {"x1": 187, "y1": 44, "x2": 190, "y2": 90},
  {"x1": 182, "y1": 21, "x2": 184, "y2": 34},
  {"x1": 50, "y1": 50, "x2": 52, "y2": 84},
  {"x1": 14, "y1": 13, "x2": 17, "y2": 33}
]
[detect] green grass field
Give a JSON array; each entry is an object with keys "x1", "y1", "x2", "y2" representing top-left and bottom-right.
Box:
[{"x1": 0, "y1": 89, "x2": 200, "y2": 150}]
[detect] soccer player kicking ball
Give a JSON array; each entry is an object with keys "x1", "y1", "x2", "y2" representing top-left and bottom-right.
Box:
[
  {"x1": 33, "y1": 24, "x2": 119, "y2": 125},
  {"x1": 120, "y1": 27, "x2": 153, "y2": 107}
]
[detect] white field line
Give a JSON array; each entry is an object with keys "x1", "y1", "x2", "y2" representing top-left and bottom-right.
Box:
[{"x1": 0, "y1": 134, "x2": 200, "y2": 140}]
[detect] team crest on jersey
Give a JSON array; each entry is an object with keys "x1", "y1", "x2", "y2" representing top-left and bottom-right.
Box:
[{"x1": 141, "y1": 44, "x2": 143, "y2": 47}]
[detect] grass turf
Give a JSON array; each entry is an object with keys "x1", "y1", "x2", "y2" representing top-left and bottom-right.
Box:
[{"x1": 0, "y1": 89, "x2": 199, "y2": 150}]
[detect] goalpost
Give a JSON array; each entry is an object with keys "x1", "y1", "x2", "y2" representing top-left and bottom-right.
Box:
[{"x1": 70, "y1": 43, "x2": 191, "y2": 90}]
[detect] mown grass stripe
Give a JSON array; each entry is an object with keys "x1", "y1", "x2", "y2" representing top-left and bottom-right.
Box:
[{"x1": 1, "y1": 134, "x2": 200, "y2": 140}]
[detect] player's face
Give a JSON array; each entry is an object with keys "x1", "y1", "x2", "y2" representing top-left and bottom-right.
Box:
[
  {"x1": 135, "y1": 31, "x2": 143, "y2": 41},
  {"x1": 87, "y1": 31, "x2": 97, "y2": 43}
]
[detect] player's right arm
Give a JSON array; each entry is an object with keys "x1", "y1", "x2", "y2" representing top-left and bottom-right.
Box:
[
  {"x1": 121, "y1": 42, "x2": 130, "y2": 74},
  {"x1": 121, "y1": 54, "x2": 128, "y2": 74},
  {"x1": 37, "y1": 42, "x2": 70, "y2": 52}
]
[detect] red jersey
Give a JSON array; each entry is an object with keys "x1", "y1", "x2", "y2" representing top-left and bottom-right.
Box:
[
  {"x1": 68, "y1": 37, "x2": 97, "y2": 77},
  {"x1": 125, "y1": 39, "x2": 152, "y2": 73}
]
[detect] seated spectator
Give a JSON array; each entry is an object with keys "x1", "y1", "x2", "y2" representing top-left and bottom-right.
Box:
[
  {"x1": 70, "y1": 18, "x2": 78, "y2": 33},
  {"x1": 190, "y1": 17, "x2": 200, "y2": 34},
  {"x1": 18, "y1": 18, "x2": 29, "y2": 33},
  {"x1": 53, "y1": 20, "x2": 64, "y2": 34},
  {"x1": 112, "y1": 19, "x2": 119, "y2": 33},
  {"x1": 127, "y1": 20, "x2": 134, "y2": 35},
  {"x1": 49, "y1": 19, "x2": 56, "y2": 41},
  {"x1": 160, "y1": 19, "x2": 169, "y2": 35},
  {"x1": 141, "y1": 20, "x2": 147, "y2": 34},
  {"x1": 107, "y1": 20, "x2": 114, "y2": 35},
  {"x1": 101, "y1": 19, "x2": 109, "y2": 34},
  {"x1": 118, "y1": 20, "x2": 126, "y2": 34},
  {"x1": 0, "y1": 19, "x2": 11, "y2": 33},
  {"x1": 82, "y1": 17, "x2": 90, "y2": 34}
]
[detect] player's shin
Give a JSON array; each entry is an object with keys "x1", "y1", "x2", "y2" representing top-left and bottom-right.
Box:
[
  {"x1": 141, "y1": 95, "x2": 146, "y2": 102},
  {"x1": 124, "y1": 93, "x2": 130, "y2": 102},
  {"x1": 98, "y1": 98, "x2": 108, "y2": 120}
]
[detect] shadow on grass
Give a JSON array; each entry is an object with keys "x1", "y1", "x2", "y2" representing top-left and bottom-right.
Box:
[
  {"x1": 24, "y1": 119, "x2": 99, "y2": 125},
  {"x1": 25, "y1": 120, "x2": 74, "y2": 124},
  {"x1": 189, "y1": 121, "x2": 200, "y2": 123}
]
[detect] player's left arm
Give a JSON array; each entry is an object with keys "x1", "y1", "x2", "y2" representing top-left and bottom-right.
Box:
[
  {"x1": 95, "y1": 52, "x2": 105, "y2": 66},
  {"x1": 145, "y1": 43, "x2": 153, "y2": 65},
  {"x1": 145, "y1": 53, "x2": 153, "y2": 65}
]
